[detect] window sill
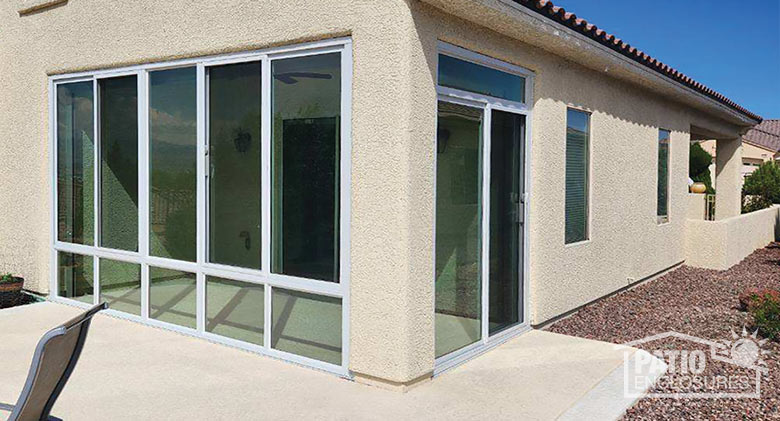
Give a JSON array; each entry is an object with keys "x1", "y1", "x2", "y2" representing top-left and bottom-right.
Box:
[
  {"x1": 18, "y1": 0, "x2": 66, "y2": 15},
  {"x1": 565, "y1": 238, "x2": 591, "y2": 248},
  {"x1": 657, "y1": 216, "x2": 670, "y2": 225}
]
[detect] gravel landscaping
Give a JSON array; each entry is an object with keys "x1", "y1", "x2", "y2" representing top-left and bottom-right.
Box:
[{"x1": 548, "y1": 244, "x2": 780, "y2": 420}]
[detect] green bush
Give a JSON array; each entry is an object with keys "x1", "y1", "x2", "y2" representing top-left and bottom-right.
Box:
[
  {"x1": 689, "y1": 142, "x2": 714, "y2": 193},
  {"x1": 0, "y1": 273, "x2": 13, "y2": 284},
  {"x1": 750, "y1": 293, "x2": 780, "y2": 341},
  {"x1": 743, "y1": 161, "x2": 780, "y2": 204},
  {"x1": 742, "y1": 195, "x2": 773, "y2": 214}
]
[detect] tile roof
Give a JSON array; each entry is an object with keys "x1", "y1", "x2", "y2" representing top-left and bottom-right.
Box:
[
  {"x1": 512, "y1": 0, "x2": 762, "y2": 122},
  {"x1": 744, "y1": 120, "x2": 780, "y2": 152}
]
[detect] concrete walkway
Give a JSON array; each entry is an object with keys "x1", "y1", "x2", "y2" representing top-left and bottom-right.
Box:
[{"x1": 0, "y1": 302, "x2": 660, "y2": 420}]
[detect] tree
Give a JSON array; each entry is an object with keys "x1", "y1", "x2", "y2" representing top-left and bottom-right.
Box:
[
  {"x1": 689, "y1": 142, "x2": 714, "y2": 193},
  {"x1": 743, "y1": 161, "x2": 780, "y2": 204}
]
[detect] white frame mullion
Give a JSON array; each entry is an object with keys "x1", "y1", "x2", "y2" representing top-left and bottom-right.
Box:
[
  {"x1": 260, "y1": 55, "x2": 273, "y2": 351},
  {"x1": 480, "y1": 104, "x2": 492, "y2": 343},
  {"x1": 50, "y1": 38, "x2": 352, "y2": 378},
  {"x1": 138, "y1": 70, "x2": 150, "y2": 319},
  {"x1": 196, "y1": 64, "x2": 207, "y2": 333}
]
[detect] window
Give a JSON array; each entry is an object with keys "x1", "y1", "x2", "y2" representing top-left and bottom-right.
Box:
[
  {"x1": 438, "y1": 54, "x2": 525, "y2": 102},
  {"x1": 565, "y1": 109, "x2": 589, "y2": 244},
  {"x1": 208, "y1": 62, "x2": 262, "y2": 269},
  {"x1": 99, "y1": 76, "x2": 139, "y2": 252},
  {"x1": 271, "y1": 53, "x2": 341, "y2": 282},
  {"x1": 657, "y1": 129, "x2": 671, "y2": 222},
  {"x1": 150, "y1": 67, "x2": 197, "y2": 261},
  {"x1": 56, "y1": 82, "x2": 94, "y2": 245},
  {"x1": 52, "y1": 40, "x2": 351, "y2": 373}
]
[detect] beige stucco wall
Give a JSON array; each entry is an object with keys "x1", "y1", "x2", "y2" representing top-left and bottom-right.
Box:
[
  {"x1": 405, "y1": 1, "x2": 745, "y2": 326},
  {"x1": 0, "y1": 0, "x2": 758, "y2": 385},
  {"x1": 0, "y1": 0, "x2": 432, "y2": 384},
  {"x1": 685, "y1": 206, "x2": 780, "y2": 270},
  {"x1": 687, "y1": 193, "x2": 707, "y2": 220}
]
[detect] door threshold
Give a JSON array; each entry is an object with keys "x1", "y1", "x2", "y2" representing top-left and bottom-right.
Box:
[{"x1": 433, "y1": 323, "x2": 531, "y2": 377}]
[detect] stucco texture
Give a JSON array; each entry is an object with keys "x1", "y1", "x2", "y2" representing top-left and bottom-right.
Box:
[
  {"x1": 0, "y1": 0, "x2": 433, "y2": 383},
  {"x1": 685, "y1": 206, "x2": 780, "y2": 270},
  {"x1": 0, "y1": 0, "x2": 757, "y2": 385},
  {"x1": 406, "y1": 0, "x2": 748, "y2": 329}
]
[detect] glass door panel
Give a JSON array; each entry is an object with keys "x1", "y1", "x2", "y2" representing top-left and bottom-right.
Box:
[
  {"x1": 435, "y1": 101, "x2": 483, "y2": 358},
  {"x1": 488, "y1": 110, "x2": 524, "y2": 334}
]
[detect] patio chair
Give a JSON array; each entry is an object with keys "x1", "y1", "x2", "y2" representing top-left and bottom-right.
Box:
[{"x1": 0, "y1": 302, "x2": 107, "y2": 421}]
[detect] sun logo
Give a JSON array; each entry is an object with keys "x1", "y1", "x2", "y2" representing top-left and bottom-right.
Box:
[{"x1": 719, "y1": 327, "x2": 771, "y2": 371}]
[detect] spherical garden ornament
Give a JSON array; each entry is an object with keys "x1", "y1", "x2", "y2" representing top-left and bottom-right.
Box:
[{"x1": 690, "y1": 182, "x2": 707, "y2": 194}]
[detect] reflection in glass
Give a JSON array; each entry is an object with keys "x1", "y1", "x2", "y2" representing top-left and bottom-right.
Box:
[
  {"x1": 657, "y1": 129, "x2": 671, "y2": 218},
  {"x1": 565, "y1": 109, "x2": 590, "y2": 243},
  {"x1": 57, "y1": 252, "x2": 94, "y2": 304},
  {"x1": 271, "y1": 53, "x2": 340, "y2": 282},
  {"x1": 438, "y1": 54, "x2": 525, "y2": 103},
  {"x1": 150, "y1": 267, "x2": 196, "y2": 328},
  {"x1": 489, "y1": 110, "x2": 523, "y2": 334},
  {"x1": 208, "y1": 62, "x2": 262, "y2": 269},
  {"x1": 57, "y1": 82, "x2": 94, "y2": 245},
  {"x1": 150, "y1": 68, "x2": 197, "y2": 261},
  {"x1": 206, "y1": 277, "x2": 264, "y2": 345},
  {"x1": 99, "y1": 259, "x2": 141, "y2": 316},
  {"x1": 272, "y1": 288, "x2": 341, "y2": 365},
  {"x1": 100, "y1": 76, "x2": 138, "y2": 251},
  {"x1": 435, "y1": 101, "x2": 482, "y2": 358}
]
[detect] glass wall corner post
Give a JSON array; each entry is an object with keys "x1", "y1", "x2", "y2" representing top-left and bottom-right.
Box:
[{"x1": 434, "y1": 42, "x2": 532, "y2": 372}]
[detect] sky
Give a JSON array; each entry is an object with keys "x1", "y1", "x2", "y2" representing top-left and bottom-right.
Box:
[{"x1": 553, "y1": 0, "x2": 780, "y2": 119}]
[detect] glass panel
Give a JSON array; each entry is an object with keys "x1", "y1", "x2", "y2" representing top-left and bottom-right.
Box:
[
  {"x1": 657, "y1": 129, "x2": 671, "y2": 218},
  {"x1": 150, "y1": 67, "x2": 197, "y2": 261},
  {"x1": 99, "y1": 76, "x2": 139, "y2": 251},
  {"x1": 489, "y1": 110, "x2": 523, "y2": 335},
  {"x1": 208, "y1": 62, "x2": 262, "y2": 269},
  {"x1": 206, "y1": 277, "x2": 264, "y2": 345},
  {"x1": 149, "y1": 267, "x2": 196, "y2": 328},
  {"x1": 99, "y1": 259, "x2": 141, "y2": 316},
  {"x1": 565, "y1": 109, "x2": 590, "y2": 244},
  {"x1": 57, "y1": 252, "x2": 94, "y2": 304},
  {"x1": 57, "y1": 82, "x2": 95, "y2": 245},
  {"x1": 438, "y1": 54, "x2": 525, "y2": 103},
  {"x1": 271, "y1": 288, "x2": 341, "y2": 365},
  {"x1": 435, "y1": 101, "x2": 483, "y2": 358},
  {"x1": 271, "y1": 53, "x2": 340, "y2": 282}
]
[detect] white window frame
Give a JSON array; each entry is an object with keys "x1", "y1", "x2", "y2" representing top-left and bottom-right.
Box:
[
  {"x1": 657, "y1": 128, "x2": 671, "y2": 224},
  {"x1": 48, "y1": 37, "x2": 352, "y2": 377},
  {"x1": 564, "y1": 106, "x2": 592, "y2": 246},
  {"x1": 433, "y1": 42, "x2": 534, "y2": 375}
]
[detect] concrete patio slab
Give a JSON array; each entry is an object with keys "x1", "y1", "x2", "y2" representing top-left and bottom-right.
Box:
[{"x1": 0, "y1": 302, "x2": 659, "y2": 420}]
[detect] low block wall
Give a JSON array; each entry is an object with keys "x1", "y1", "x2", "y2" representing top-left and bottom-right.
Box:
[
  {"x1": 687, "y1": 193, "x2": 706, "y2": 220},
  {"x1": 685, "y1": 205, "x2": 780, "y2": 270}
]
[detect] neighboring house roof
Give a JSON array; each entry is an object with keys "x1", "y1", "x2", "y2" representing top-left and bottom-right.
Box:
[
  {"x1": 511, "y1": 0, "x2": 762, "y2": 122},
  {"x1": 743, "y1": 120, "x2": 780, "y2": 152}
]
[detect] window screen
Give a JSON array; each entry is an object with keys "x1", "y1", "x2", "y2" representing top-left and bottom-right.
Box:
[{"x1": 565, "y1": 109, "x2": 589, "y2": 244}]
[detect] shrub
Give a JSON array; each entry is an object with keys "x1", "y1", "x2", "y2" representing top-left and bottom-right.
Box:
[
  {"x1": 739, "y1": 287, "x2": 780, "y2": 310},
  {"x1": 743, "y1": 161, "x2": 780, "y2": 205},
  {"x1": 751, "y1": 294, "x2": 780, "y2": 341},
  {"x1": 742, "y1": 194, "x2": 773, "y2": 214},
  {"x1": 689, "y1": 142, "x2": 714, "y2": 193},
  {"x1": 0, "y1": 273, "x2": 15, "y2": 284}
]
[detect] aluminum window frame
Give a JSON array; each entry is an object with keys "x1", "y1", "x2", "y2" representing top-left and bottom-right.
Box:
[
  {"x1": 563, "y1": 107, "x2": 592, "y2": 246},
  {"x1": 49, "y1": 37, "x2": 352, "y2": 377},
  {"x1": 433, "y1": 42, "x2": 534, "y2": 375},
  {"x1": 657, "y1": 128, "x2": 671, "y2": 224}
]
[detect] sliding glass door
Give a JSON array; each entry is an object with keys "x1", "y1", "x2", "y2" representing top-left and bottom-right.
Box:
[{"x1": 435, "y1": 44, "x2": 531, "y2": 364}]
